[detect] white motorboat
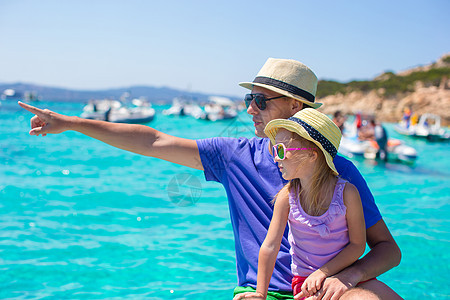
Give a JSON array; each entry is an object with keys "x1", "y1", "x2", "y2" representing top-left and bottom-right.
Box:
[
  {"x1": 81, "y1": 99, "x2": 120, "y2": 120},
  {"x1": 163, "y1": 97, "x2": 207, "y2": 119},
  {"x1": 339, "y1": 136, "x2": 418, "y2": 164},
  {"x1": 203, "y1": 96, "x2": 237, "y2": 121},
  {"x1": 163, "y1": 98, "x2": 186, "y2": 116},
  {"x1": 394, "y1": 113, "x2": 449, "y2": 141},
  {"x1": 81, "y1": 99, "x2": 155, "y2": 124},
  {"x1": 1, "y1": 89, "x2": 17, "y2": 100},
  {"x1": 184, "y1": 103, "x2": 207, "y2": 120},
  {"x1": 163, "y1": 96, "x2": 238, "y2": 121}
]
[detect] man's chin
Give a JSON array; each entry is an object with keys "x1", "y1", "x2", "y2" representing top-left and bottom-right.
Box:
[
  {"x1": 255, "y1": 129, "x2": 268, "y2": 138},
  {"x1": 254, "y1": 124, "x2": 268, "y2": 138}
]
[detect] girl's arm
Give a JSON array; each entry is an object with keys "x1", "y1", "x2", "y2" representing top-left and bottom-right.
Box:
[
  {"x1": 233, "y1": 187, "x2": 290, "y2": 300},
  {"x1": 299, "y1": 182, "x2": 366, "y2": 297},
  {"x1": 255, "y1": 186, "x2": 291, "y2": 298}
]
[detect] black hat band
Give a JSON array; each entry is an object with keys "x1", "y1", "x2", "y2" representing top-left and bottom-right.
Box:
[
  {"x1": 288, "y1": 116, "x2": 337, "y2": 158},
  {"x1": 253, "y1": 76, "x2": 315, "y2": 103}
]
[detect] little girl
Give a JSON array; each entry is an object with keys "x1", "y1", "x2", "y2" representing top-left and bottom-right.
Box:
[{"x1": 234, "y1": 108, "x2": 366, "y2": 300}]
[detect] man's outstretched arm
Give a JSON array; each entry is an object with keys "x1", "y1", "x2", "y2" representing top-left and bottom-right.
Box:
[{"x1": 18, "y1": 102, "x2": 203, "y2": 170}]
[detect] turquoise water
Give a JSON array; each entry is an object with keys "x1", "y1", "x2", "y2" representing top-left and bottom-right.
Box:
[{"x1": 1, "y1": 100, "x2": 449, "y2": 299}]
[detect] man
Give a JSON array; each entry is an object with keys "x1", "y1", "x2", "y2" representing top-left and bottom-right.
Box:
[
  {"x1": 19, "y1": 58, "x2": 401, "y2": 299},
  {"x1": 359, "y1": 119, "x2": 389, "y2": 162},
  {"x1": 372, "y1": 120, "x2": 388, "y2": 161},
  {"x1": 332, "y1": 110, "x2": 346, "y2": 133}
]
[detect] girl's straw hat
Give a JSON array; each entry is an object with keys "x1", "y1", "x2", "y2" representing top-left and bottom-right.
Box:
[
  {"x1": 239, "y1": 58, "x2": 322, "y2": 109},
  {"x1": 264, "y1": 108, "x2": 342, "y2": 175}
]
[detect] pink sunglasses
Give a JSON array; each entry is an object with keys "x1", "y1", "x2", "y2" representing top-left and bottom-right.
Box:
[{"x1": 272, "y1": 143, "x2": 315, "y2": 160}]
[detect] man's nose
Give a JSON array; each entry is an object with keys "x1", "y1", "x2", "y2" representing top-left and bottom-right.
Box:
[{"x1": 246, "y1": 100, "x2": 259, "y2": 115}]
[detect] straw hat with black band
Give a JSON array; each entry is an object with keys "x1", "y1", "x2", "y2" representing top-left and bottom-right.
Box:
[
  {"x1": 264, "y1": 108, "x2": 342, "y2": 175},
  {"x1": 239, "y1": 58, "x2": 322, "y2": 109}
]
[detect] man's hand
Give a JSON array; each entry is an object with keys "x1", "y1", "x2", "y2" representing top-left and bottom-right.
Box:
[
  {"x1": 18, "y1": 101, "x2": 72, "y2": 136},
  {"x1": 294, "y1": 274, "x2": 355, "y2": 300}
]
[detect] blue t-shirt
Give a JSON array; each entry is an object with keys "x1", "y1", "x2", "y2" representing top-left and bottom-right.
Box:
[{"x1": 196, "y1": 137, "x2": 382, "y2": 292}]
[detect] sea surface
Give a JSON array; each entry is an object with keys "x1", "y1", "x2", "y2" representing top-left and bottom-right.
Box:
[{"x1": 1, "y1": 100, "x2": 449, "y2": 299}]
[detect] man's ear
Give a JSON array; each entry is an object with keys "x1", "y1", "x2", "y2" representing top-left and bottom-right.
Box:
[{"x1": 291, "y1": 100, "x2": 303, "y2": 114}]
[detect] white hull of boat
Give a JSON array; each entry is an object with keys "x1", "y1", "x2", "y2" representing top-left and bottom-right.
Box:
[
  {"x1": 339, "y1": 137, "x2": 418, "y2": 164},
  {"x1": 394, "y1": 113, "x2": 449, "y2": 141},
  {"x1": 81, "y1": 100, "x2": 155, "y2": 124}
]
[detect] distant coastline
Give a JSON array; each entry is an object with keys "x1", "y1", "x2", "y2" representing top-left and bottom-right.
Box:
[
  {"x1": 0, "y1": 83, "x2": 240, "y2": 104},
  {"x1": 318, "y1": 53, "x2": 450, "y2": 126}
]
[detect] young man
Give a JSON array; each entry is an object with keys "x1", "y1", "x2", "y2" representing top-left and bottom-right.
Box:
[{"x1": 19, "y1": 58, "x2": 401, "y2": 299}]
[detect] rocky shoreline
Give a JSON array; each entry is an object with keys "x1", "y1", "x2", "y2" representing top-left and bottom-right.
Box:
[{"x1": 318, "y1": 57, "x2": 450, "y2": 127}]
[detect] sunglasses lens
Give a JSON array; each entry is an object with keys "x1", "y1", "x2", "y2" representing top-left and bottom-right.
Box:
[
  {"x1": 276, "y1": 144, "x2": 285, "y2": 159},
  {"x1": 244, "y1": 94, "x2": 267, "y2": 110},
  {"x1": 244, "y1": 94, "x2": 252, "y2": 108},
  {"x1": 255, "y1": 95, "x2": 265, "y2": 110}
]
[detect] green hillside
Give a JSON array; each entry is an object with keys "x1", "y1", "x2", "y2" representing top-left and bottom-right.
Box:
[{"x1": 317, "y1": 64, "x2": 450, "y2": 98}]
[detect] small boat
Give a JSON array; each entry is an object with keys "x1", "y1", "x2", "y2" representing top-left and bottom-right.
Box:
[
  {"x1": 163, "y1": 98, "x2": 207, "y2": 119},
  {"x1": 163, "y1": 96, "x2": 238, "y2": 121},
  {"x1": 394, "y1": 113, "x2": 449, "y2": 141},
  {"x1": 163, "y1": 98, "x2": 187, "y2": 116},
  {"x1": 203, "y1": 96, "x2": 238, "y2": 121},
  {"x1": 184, "y1": 103, "x2": 207, "y2": 120},
  {"x1": 81, "y1": 99, "x2": 155, "y2": 124},
  {"x1": 81, "y1": 99, "x2": 120, "y2": 120},
  {"x1": 1, "y1": 89, "x2": 21, "y2": 100},
  {"x1": 339, "y1": 136, "x2": 418, "y2": 164}
]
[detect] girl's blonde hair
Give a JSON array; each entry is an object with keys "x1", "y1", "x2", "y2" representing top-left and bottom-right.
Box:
[{"x1": 273, "y1": 132, "x2": 336, "y2": 216}]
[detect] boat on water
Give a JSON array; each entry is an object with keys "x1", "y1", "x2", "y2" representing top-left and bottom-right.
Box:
[
  {"x1": 339, "y1": 136, "x2": 418, "y2": 164},
  {"x1": 339, "y1": 116, "x2": 418, "y2": 164},
  {"x1": 394, "y1": 113, "x2": 449, "y2": 141},
  {"x1": 1, "y1": 89, "x2": 20, "y2": 100},
  {"x1": 163, "y1": 96, "x2": 238, "y2": 121},
  {"x1": 162, "y1": 98, "x2": 185, "y2": 116},
  {"x1": 162, "y1": 98, "x2": 207, "y2": 119},
  {"x1": 81, "y1": 99, "x2": 155, "y2": 124},
  {"x1": 203, "y1": 96, "x2": 237, "y2": 121}
]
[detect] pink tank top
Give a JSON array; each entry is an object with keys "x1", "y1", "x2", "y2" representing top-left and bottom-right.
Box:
[{"x1": 288, "y1": 177, "x2": 349, "y2": 277}]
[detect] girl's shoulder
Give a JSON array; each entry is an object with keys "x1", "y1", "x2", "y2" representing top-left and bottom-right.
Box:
[
  {"x1": 273, "y1": 185, "x2": 291, "y2": 210},
  {"x1": 274, "y1": 184, "x2": 290, "y2": 202},
  {"x1": 342, "y1": 181, "x2": 361, "y2": 207},
  {"x1": 278, "y1": 185, "x2": 291, "y2": 200}
]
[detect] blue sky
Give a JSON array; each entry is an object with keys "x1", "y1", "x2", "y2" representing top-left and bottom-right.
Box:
[{"x1": 1, "y1": 0, "x2": 449, "y2": 96}]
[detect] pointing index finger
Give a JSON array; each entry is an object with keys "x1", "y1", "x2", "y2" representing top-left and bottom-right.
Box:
[{"x1": 18, "y1": 101, "x2": 45, "y2": 116}]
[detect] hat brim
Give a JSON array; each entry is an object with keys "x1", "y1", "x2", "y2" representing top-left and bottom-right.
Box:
[
  {"x1": 264, "y1": 119, "x2": 338, "y2": 176},
  {"x1": 239, "y1": 81, "x2": 322, "y2": 109}
]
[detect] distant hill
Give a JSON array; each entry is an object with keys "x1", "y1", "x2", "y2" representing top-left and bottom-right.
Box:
[
  {"x1": 317, "y1": 54, "x2": 450, "y2": 98},
  {"x1": 317, "y1": 53, "x2": 450, "y2": 126},
  {"x1": 0, "y1": 82, "x2": 240, "y2": 103}
]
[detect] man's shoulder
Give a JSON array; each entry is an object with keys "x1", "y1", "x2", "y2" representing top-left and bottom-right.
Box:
[
  {"x1": 334, "y1": 154, "x2": 353, "y2": 168},
  {"x1": 198, "y1": 136, "x2": 267, "y2": 148},
  {"x1": 334, "y1": 155, "x2": 361, "y2": 178}
]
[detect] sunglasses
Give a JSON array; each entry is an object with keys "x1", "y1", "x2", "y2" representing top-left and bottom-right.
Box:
[
  {"x1": 244, "y1": 93, "x2": 285, "y2": 110},
  {"x1": 272, "y1": 143, "x2": 315, "y2": 160}
]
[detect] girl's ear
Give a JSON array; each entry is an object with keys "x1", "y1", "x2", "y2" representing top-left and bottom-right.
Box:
[{"x1": 310, "y1": 149, "x2": 319, "y2": 162}]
